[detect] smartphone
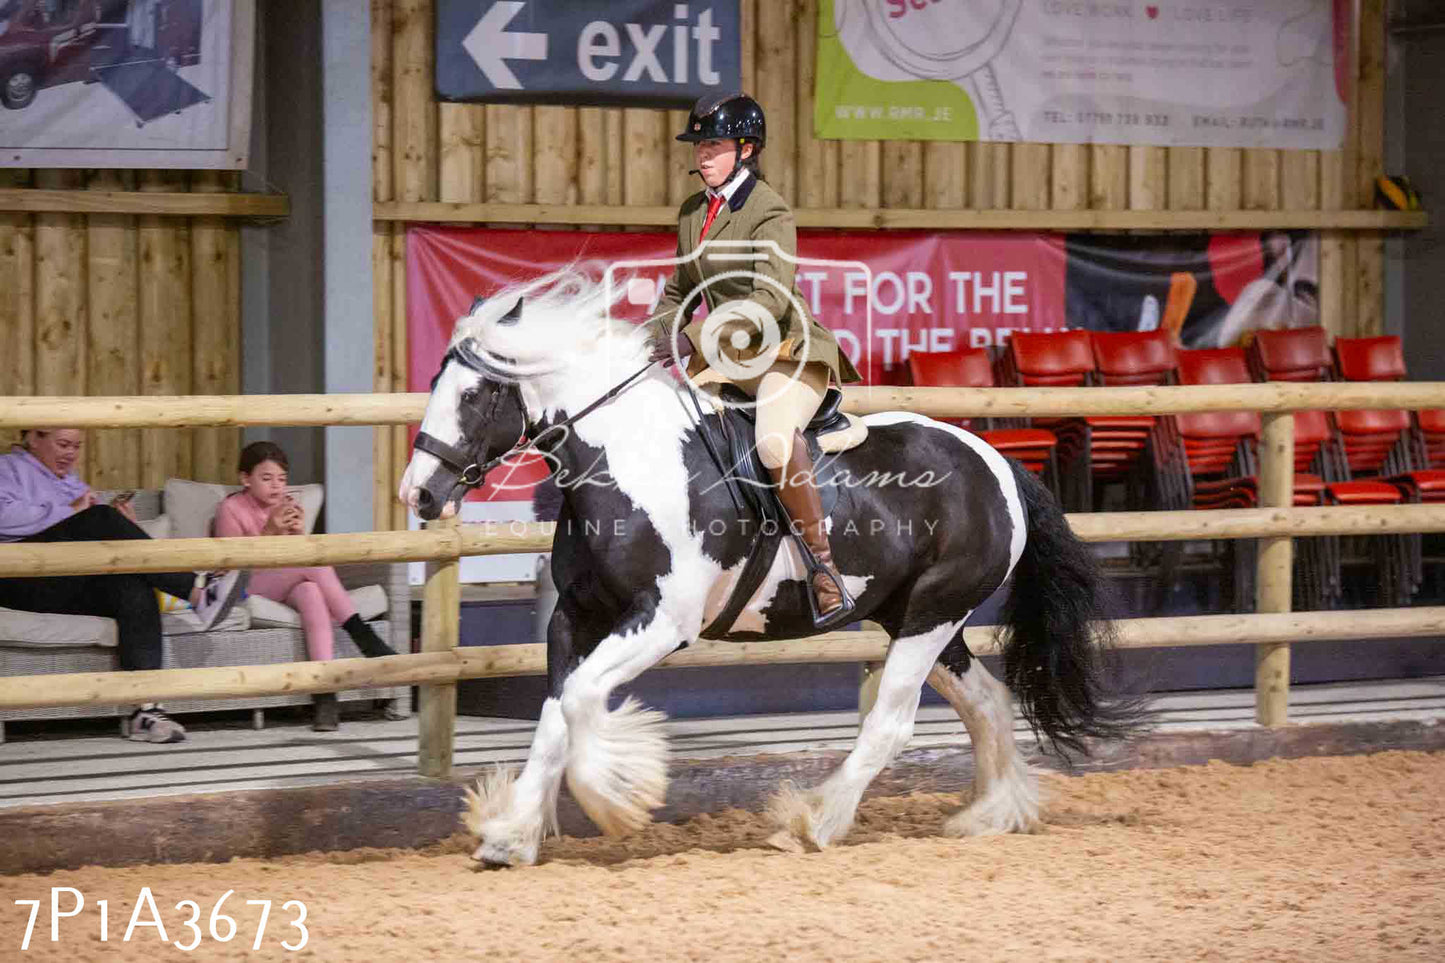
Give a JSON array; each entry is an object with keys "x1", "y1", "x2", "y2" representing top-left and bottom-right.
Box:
[{"x1": 111, "y1": 490, "x2": 136, "y2": 504}]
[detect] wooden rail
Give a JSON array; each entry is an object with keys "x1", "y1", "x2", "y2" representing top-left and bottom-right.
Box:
[
  {"x1": 372, "y1": 201, "x2": 1428, "y2": 233},
  {"x1": 2, "y1": 607, "x2": 1440, "y2": 711},
  {"x1": 4, "y1": 505, "x2": 1445, "y2": 578},
  {"x1": 0, "y1": 189, "x2": 290, "y2": 218},
  {"x1": 7, "y1": 381, "x2": 1445, "y2": 428}
]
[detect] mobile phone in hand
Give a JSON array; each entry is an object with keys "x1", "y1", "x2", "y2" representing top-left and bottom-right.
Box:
[{"x1": 112, "y1": 490, "x2": 136, "y2": 504}]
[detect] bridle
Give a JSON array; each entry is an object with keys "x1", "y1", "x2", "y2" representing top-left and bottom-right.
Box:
[{"x1": 412, "y1": 339, "x2": 661, "y2": 503}]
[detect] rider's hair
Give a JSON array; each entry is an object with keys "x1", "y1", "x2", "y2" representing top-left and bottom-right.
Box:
[
  {"x1": 739, "y1": 138, "x2": 765, "y2": 180},
  {"x1": 239, "y1": 440, "x2": 290, "y2": 475}
]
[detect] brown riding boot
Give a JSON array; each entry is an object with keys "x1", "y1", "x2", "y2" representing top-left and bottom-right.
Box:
[{"x1": 770, "y1": 431, "x2": 853, "y2": 623}]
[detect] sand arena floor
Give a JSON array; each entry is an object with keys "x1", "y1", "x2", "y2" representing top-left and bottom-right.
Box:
[{"x1": 1, "y1": 751, "x2": 1441, "y2": 962}]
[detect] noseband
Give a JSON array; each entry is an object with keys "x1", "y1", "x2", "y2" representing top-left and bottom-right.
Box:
[
  {"x1": 413, "y1": 339, "x2": 660, "y2": 503},
  {"x1": 412, "y1": 342, "x2": 527, "y2": 504}
]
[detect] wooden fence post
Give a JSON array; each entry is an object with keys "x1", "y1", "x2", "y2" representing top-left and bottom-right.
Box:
[
  {"x1": 1256, "y1": 411, "x2": 1295, "y2": 726},
  {"x1": 418, "y1": 516, "x2": 460, "y2": 777}
]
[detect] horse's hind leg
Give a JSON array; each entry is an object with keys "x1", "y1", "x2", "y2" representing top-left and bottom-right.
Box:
[
  {"x1": 926, "y1": 631, "x2": 1041, "y2": 837},
  {"x1": 768, "y1": 618, "x2": 963, "y2": 852}
]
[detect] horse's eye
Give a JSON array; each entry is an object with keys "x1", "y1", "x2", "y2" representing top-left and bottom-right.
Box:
[{"x1": 460, "y1": 387, "x2": 480, "y2": 405}]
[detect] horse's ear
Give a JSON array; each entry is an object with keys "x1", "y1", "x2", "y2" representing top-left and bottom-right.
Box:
[{"x1": 498, "y1": 297, "x2": 524, "y2": 326}]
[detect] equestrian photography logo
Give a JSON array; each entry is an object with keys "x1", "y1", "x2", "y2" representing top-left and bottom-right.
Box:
[{"x1": 604, "y1": 239, "x2": 873, "y2": 410}]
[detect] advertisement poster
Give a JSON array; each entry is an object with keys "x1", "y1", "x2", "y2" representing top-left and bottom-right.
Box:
[
  {"x1": 0, "y1": 0, "x2": 253, "y2": 168},
  {"x1": 407, "y1": 225, "x2": 1318, "y2": 505},
  {"x1": 814, "y1": 0, "x2": 1349, "y2": 148}
]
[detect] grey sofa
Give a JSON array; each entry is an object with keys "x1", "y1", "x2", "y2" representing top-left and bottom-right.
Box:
[{"x1": 0, "y1": 487, "x2": 412, "y2": 740}]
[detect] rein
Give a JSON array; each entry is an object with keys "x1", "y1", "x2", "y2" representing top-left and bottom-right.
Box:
[{"x1": 414, "y1": 346, "x2": 662, "y2": 501}]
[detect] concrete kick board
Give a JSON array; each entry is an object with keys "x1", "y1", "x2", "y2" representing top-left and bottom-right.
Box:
[
  {"x1": 4, "y1": 717, "x2": 1445, "y2": 876},
  {"x1": 3, "y1": 682, "x2": 1444, "y2": 811}
]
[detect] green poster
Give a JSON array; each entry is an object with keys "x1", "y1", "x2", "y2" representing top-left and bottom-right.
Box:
[{"x1": 814, "y1": 0, "x2": 983, "y2": 142}]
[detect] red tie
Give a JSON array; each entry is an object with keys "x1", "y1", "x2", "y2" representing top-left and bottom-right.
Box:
[{"x1": 699, "y1": 194, "x2": 724, "y2": 242}]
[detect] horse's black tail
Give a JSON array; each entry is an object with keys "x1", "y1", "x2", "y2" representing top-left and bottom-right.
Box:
[{"x1": 998, "y1": 459, "x2": 1150, "y2": 760}]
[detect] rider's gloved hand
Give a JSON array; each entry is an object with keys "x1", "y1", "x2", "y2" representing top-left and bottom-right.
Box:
[{"x1": 649, "y1": 331, "x2": 695, "y2": 367}]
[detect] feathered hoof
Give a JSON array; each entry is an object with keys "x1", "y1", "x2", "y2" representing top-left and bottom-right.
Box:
[
  {"x1": 942, "y1": 793, "x2": 1042, "y2": 838},
  {"x1": 765, "y1": 782, "x2": 850, "y2": 852},
  {"x1": 462, "y1": 766, "x2": 542, "y2": 867},
  {"x1": 471, "y1": 836, "x2": 538, "y2": 867},
  {"x1": 565, "y1": 696, "x2": 669, "y2": 837}
]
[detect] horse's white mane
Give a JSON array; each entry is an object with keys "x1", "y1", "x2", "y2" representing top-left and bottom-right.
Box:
[{"x1": 450, "y1": 266, "x2": 652, "y2": 380}]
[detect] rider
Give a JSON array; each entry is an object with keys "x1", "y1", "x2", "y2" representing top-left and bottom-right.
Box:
[{"x1": 645, "y1": 92, "x2": 861, "y2": 625}]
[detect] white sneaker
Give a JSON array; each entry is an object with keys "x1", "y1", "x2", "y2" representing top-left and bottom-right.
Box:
[
  {"x1": 129, "y1": 704, "x2": 186, "y2": 743},
  {"x1": 193, "y1": 570, "x2": 248, "y2": 630}
]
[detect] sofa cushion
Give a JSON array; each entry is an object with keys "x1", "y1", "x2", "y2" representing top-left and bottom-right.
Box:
[
  {"x1": 164, "y1": 478, "x2": 324, "y2": 539},
  {"x1": 0, "y1": 607, "x2": 118, "y2": 647},
  {"x1": 161, "y1": 605, "x2": 251, "y2": 636},
  {"x1": 136, "y1": 513, "x2": 171, "y2": 540},
  {"x1": 245, "y1": 584, "x2": 388, "y2": 628}
]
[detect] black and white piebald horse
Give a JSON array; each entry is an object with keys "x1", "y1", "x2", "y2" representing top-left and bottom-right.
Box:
[{"x1": 399, "y1": 270, "x2": 1144, "y2": 865}]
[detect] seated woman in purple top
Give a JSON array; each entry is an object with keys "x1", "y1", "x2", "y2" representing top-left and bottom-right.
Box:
[{"x1": 0, "y1": 429, "x2": 247, "y2": 744}]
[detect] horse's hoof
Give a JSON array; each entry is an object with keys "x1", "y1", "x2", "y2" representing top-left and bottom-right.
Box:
[
  {"x1": 471, "y1": 839, "x2": 537, "y2": 867},
  {"x1": 766, "y1": 830, "x2": 807, "y2": 854}
]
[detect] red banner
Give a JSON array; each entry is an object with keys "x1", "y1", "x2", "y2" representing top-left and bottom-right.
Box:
[{"x1": 407, "y1": 226, "x2": 1315, "y2": 501}]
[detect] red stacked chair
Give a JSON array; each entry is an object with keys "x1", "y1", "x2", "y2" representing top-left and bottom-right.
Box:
[
  {"x1": 1247, "y1": 327, "x2": 1403, "y2": 503},
  {"x1": 1175, "y1": 349, "x2": 1328, "y2": 509},
  {"x1": 1332, "y1": 337, "x2": 1415, "y2": 480},
  {"x1": 1172, "y1": 348, "x2": 1339, "y2": 609},
  {"x1": 1330, "y1": 336, "x2": 1433, "y2": 602},
  {"x1": 1415, "y1": 408, "x2": 1445, "y2": 479},
  {"x1": 1251, "y1": 329, "x2": 1414, "y2": 605},
  {"x1": 1090, "y1": 330, "x2": 1186, "y2": 512},
  {"x1": 1002, "y1": 331, "x2": 1158, "y2": 512},
  {"x1": 907, "y1": 348, "x2": 1060, "y2": 496},
  {"x1": 1333, "y1": 336, "x2": 1445, "y2": 501}
]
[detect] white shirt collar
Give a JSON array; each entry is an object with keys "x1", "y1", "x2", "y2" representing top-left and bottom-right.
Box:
[{"x1": 705, "y1": 166, "x2": 752, "y2": 205}]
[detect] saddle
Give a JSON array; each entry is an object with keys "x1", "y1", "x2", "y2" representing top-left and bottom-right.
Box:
[{"x1": 695, "y1": 385, "x2": 861, "y2": 639}]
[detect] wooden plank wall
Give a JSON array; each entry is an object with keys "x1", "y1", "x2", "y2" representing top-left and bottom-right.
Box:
[
  {"x1": 0, "y1": 169, "x2": 242, "y2": 489},
  {"x1": 370, "y1": 0, "x2": 1391, "y2": 528}
]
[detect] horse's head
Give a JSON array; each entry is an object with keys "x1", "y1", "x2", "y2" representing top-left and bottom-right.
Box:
[
  {"x1": 399, "y1": 270, "x2": 655, "y2": 519},
  {"x1": 399, "y1": 297, "x2": 531, "y2": 521}
]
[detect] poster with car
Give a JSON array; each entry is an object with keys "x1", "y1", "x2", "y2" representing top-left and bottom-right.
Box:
[
  {"x1": 0, "y1": 0, "x2": 253, "y2": 168},
  {"x1": 814, "y1": 0, "x2": 1349, "y2": 148}
]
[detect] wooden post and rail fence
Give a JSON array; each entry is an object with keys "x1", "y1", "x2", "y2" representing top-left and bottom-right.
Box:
[{"x1": 3, "y1": 383, "x2": 1445, "y2": 776}]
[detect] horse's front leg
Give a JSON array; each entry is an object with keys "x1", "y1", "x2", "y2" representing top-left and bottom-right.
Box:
[
  {"x1": 560, "y1": 597, "x2": 694, "y2": 836},
  {"x1": 466, "y1": 590, "x2": 594, "y2": 867}
]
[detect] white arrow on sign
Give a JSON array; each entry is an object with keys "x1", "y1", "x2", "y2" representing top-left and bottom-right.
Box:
[{"x1": 463, "y1": 1, "x2": 548, "y2": 91}]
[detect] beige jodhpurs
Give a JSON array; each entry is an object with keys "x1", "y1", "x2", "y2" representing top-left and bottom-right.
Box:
[{"x1": 729, "y1": 361, "x2": 831, "y2": 470}]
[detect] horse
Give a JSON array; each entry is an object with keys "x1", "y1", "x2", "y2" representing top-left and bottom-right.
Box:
[{"x1": 399, "y1": 269, "x2": 1145, "y2": 866}]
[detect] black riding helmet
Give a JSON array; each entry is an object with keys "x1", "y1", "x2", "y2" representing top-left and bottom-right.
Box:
[{"x1": 677, "y1": 92, "x2": 765, "y2": 177}]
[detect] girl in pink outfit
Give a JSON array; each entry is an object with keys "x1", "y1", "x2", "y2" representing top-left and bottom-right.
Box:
[{"x1": 213, "y1": 441, "x2": 396, "y2": 730}]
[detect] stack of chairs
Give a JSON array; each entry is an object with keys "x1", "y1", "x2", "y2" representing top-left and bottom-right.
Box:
[
  {"x1": 1328, "y1": 335, "x2": 1430, "y2": 602},
  {"x1": 1332, "y1": 335, "x2": 1445, "y2": 502},
  {"x1": 907, "y1": 348, "x2": 1060, "y2": 498},
  {"x1": 999, "y1": 330, "x2": 1171, "y2": 514},
  {"x1": 1410, "y1": 407, "x2": 1445, "y2": 487},
  {"x1": 1249, "y1": 328, "x2": 1414, "y2": 606},
  {"x1": 1168, "y1": 347, "x2": 1340, "y2": 610}
]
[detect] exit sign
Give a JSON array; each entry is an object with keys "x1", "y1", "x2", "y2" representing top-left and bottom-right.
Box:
[{"x1": 436, "y1": 0, "x2": 742, "y2": 108}]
